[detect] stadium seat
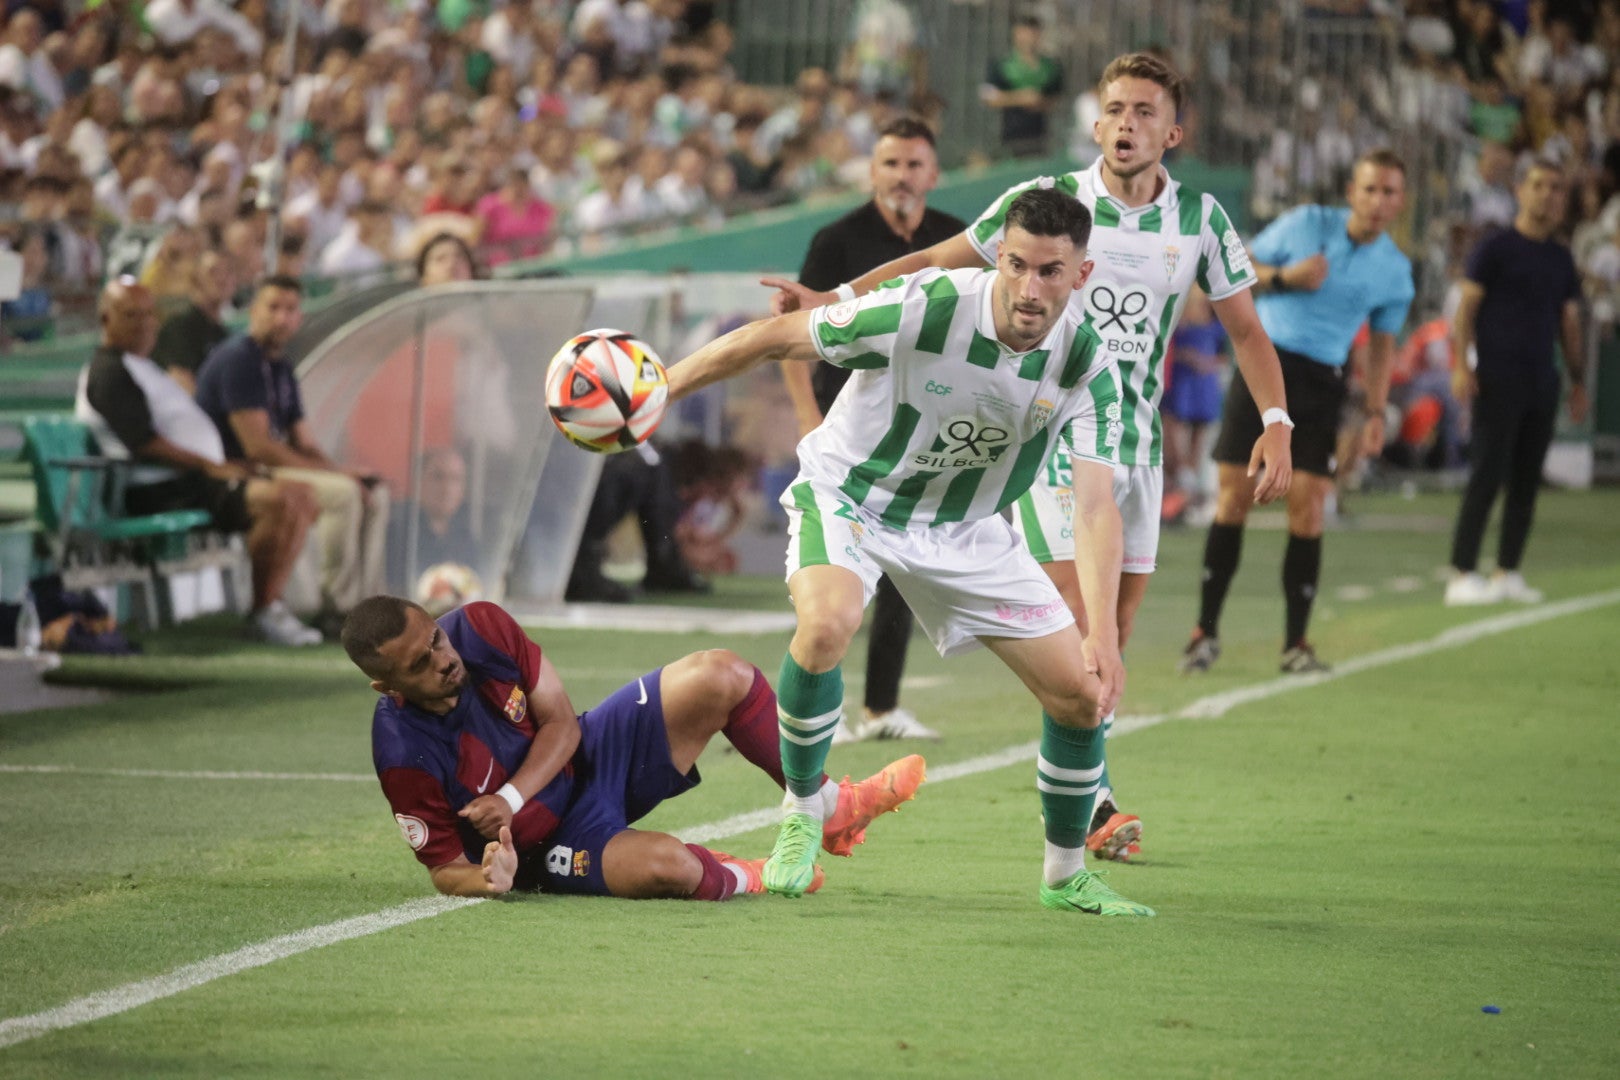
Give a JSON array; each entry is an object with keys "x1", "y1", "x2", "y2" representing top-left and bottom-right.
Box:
[{"x1": 21, "y1": 415, "x2": 247, "y2": 628}]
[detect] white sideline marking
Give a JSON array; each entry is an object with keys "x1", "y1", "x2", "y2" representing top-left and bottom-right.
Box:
[
  {"x1": 0, "y1": 897, "x2": 477, "y2": 1050},
  {"x1": 3, "y1": 587, "x2": 1617, "y2": 1050}
]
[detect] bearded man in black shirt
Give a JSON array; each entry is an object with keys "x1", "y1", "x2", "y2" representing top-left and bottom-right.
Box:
[{"x1": 769, "y1": 116, "x2": 965, "y2": 743}]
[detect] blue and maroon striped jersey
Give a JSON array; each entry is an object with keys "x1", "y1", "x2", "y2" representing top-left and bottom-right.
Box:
[{"x1": 371, "y1": 602, "x2": 574, "y2": 868}]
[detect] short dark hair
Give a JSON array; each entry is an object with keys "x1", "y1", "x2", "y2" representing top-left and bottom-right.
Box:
[
  {"x1": 256, "y1": 273, "x2": 304, "y2": 296},
  {"x1": 1004, "y1": 187, "x2": 1091, "y2": 250},
  {"x1": 875, "y1": 115, "x2": 937, "y2": 148},
  {"x1": 342, "y1": 594, "x2": 424, "y2": 676},
  {"x1": 1098, "y1": 52, "x2": 1186, "y2": 117},
  {"x1": 1353, "y1": 147, "x2": 1407, "y2": 178}
]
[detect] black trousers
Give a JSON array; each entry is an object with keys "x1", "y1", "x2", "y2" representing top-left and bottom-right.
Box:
[{"x1": 1449, "y1": 381, "x2": 1559, "y2": 573}]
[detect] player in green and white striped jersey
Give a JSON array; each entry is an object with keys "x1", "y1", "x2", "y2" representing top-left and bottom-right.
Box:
[
  {"x1": 767, "y1": 53, "x2": 1294, "y2": 865},
  {"x1": 668, "y1": 189, "x2": 1153, "y2": 916}
]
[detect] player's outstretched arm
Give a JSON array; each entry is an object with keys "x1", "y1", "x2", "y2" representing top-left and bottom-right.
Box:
[
  {"x1": 427, "y1": 826, "x2": 517, "y2": 897},
  {"x1": 761, "y1": 232, "x2": 985, "y2": 314},
  {"x1": 665, "y1": 310, "x2": 822, "y2": 402},
  {"x1": 1212, "y1": 288, "x2": 1293, "y2": 504},
  {"x1": 1070, "y1": 459, "x2": 1125, "y2": 718}
]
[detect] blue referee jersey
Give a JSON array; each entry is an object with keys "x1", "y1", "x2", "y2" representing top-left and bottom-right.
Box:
[{"x1": 1249, "y1": 205, "x2": 1414, "y2": 367}]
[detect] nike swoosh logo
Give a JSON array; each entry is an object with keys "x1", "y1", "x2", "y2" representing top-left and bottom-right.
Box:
[
  {"x1": 477, "y1": 759, "x2": 493, "y2": 794},
  {"x1": 636, "y1": 678, "x2": 648, "y2": 705}
]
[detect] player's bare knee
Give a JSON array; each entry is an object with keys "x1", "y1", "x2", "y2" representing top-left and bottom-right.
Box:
[
  {"x1": 679, "y1": 648, "x2": 755, "y2": 712},
  {"x1": 790, "y1": 609, "x2": 860, "y2": 670},
  {"x1": 1037, "y1": 682, "x2": 1099, "y2": 729}
]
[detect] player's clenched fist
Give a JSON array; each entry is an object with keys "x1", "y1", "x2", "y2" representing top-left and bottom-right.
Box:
[{"x1": 458, "y1": 794, "x2": 512, "y2": 839}]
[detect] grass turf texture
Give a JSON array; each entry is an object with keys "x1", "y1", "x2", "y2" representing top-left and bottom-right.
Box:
[{"x1": 1, "y1": 490, "x2": 1616, "y2": 1078}]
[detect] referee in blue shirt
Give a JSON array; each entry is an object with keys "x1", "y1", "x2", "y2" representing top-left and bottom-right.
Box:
[{"x1": 1182, "y1": 149, "x2": 1415, "y2": 674}]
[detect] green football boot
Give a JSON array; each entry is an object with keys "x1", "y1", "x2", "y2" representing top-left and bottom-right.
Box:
[
  {"x1": 1039, "y1": 869, "x2": 1156, "y2": 917},
  {"x1": 762, "y1": 812, "x2": 822, "y2": 898}
]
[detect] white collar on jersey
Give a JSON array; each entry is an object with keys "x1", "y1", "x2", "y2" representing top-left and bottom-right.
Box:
[{"x1": 1085, "y1": 155, "x2": 1179, "y2": 215}]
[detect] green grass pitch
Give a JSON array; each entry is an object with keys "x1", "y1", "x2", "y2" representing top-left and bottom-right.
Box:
[{"x1": 1, "y1": 490, "x2": 1616, "y2": 1078}]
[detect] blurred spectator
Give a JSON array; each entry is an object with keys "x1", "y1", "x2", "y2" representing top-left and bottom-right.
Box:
[
  {"x1": 654, "y1": 142, "x2": 711, "y2": 220},
  {"x1": 139, "y1": 224, "x2": 203, "y2": 316},
  {"x1": 670, "y1": 439, "x2": 754, "y2": 576},
  {"x1": 1383, "y1": 312, "x2": 1463, "y2": 470},
  {"x1": 103, "y1": 178, "x2": 170, "y2": 280},
  {"x1": 474, "y1": 166, "x2": 554, "y2": 264},
  {"x1": 1161, "y1": 289, "x2": 1227, "y2": 520},
  {"x1": 386, "y1": 445, "x2": 479, "y2": 592},
  {"x1": 318, "y1": 200, "x2": 395, "y2": 280},
  {"x1": 840, "y1": 0, "x2": 926, "y2": 103},
  {"x1": 1458, "y1": 140, "x2": 1518, "y2": 235},
  {"x1": 285, "y1": 160, "x2": 349, "y2": 261},
  {"x1": 527, "y1": 124, "x2": 589, "y2": 210},
  {"x1": 574, "y1": 140, "x2": 646, "y2": 241},
  {"x1": 980, "y1": 15, "x2": 1063, "y2": 157},
  {"x1": 152, "y1": 249, "x2": 236, "y2": 395},
  {"x1": 0, "y1": 8, "x2": 63, "y2": 113},
  {"x1": 144, "y1": 0, "x2": 263, "y2": 59},
  {"x1": 0, "y1": 224, "x2": 52, "y2": 342}
]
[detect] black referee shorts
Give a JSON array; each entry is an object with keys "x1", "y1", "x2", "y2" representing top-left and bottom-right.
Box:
[
  {"x1": 125, "y1": 473, "x2": 255, "y2": 533},
  {"x1": 1212, "y1": 347, "x2": 1349, "y2": 478}
]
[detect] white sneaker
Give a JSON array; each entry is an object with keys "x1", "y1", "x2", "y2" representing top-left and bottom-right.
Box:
[
  {"x1": 1493, "y1": 571, "x2": 1543, "y2": 604},
  {"x1": 254, "y1": 602, "x2": 323, "y2": 646},
  {"x1": 854, "y1": 708, "x2": 941, "y2": 741},
  {"x1": 830, "y1": 716, "x2": 861, "y2": 745},
  {"x1": 1444, "y1": 571, "x2": 1503, "y2": 606}
]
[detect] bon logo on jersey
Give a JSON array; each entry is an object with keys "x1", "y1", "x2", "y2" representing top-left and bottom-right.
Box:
[{"x1": 1081, "y1": 279, "x2": 1160, "y2": 360}]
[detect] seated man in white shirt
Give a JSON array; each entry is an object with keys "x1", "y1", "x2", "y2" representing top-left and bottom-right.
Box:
[{"x1": 76, "y1": 279, "x2": 322, "y2": 645}]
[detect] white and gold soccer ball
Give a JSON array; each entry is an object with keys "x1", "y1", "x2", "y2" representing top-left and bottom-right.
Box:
[{"x1": 414, "y1": 562, "x2": 484, "y2": 616}]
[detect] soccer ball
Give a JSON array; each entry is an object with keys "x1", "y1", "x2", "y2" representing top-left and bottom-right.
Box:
[
  {"x1": 415, "y1": 562, "x2": 484, "y2": 616},
  {"x1": 545, "y1": 329, "x2": 668, "y2": 453}
]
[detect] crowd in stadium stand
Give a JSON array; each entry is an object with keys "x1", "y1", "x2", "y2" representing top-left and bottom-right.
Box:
[
  {"x1": 0, "y1": 0, "x2": 937, "y2": 344},
  {"x1": 2, "y1": 0, "x2": 1618, "y2": 363}
]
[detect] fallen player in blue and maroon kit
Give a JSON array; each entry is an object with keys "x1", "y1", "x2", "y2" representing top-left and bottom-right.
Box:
[{"x1": 340, "y1": 595, "x2": 926, "y2": 900}]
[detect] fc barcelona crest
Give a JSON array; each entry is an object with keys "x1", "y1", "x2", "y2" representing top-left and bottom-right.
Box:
[
  {"x1": 573, "y1": 850, "x2": 591, "y2": 877},
  {"x1": 504, "y1": 686, "x2": 527, "y2": 725}
]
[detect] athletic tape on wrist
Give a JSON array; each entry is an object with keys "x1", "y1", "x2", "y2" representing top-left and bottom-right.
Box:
[
  {"x1": 1261, "y1": 407, "x2": 1295, "y2": 429},
  {"x1": 495, "y1": 784, "x2": 524, "y2": 815},
  {"x1": 833, "y1": 283, "x2": 857, "y2": 302}
]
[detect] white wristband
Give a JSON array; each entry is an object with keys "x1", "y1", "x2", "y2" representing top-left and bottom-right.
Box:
[
  {"x1": 1261, "y1": 407, "x2": 1295, "y2": 430},
  {"x1": 495, "y1": 783, "x2": 524, "y2": 815},
  {"x1": 832, "y1": 282, "x2": 857, "y2": 302}
]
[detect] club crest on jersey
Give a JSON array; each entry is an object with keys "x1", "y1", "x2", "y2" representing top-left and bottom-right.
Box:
[
  {"x1": 825, "y1": 299, "x2": 860, "y2": 327},
  {"x1": 1031, "y1": 399, "x2": 1054, "y2": 429},
  {"x1": 573, "y1": 850, "x2": 591, "y2": 877},
  {"x1": 1163, "y1": 244, "x2": 1180, "y2": 279},
  {"x1": 395, "y1": 813, "x2": 428, "y2": 851},
  {"x1": 1104, "y1": 401, "x2": 1124, "y2": 449},
  {"x1": 504, "y1": 686, "x2": 527, "y2": 725}
]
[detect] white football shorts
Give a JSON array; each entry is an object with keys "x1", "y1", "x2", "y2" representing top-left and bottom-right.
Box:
[
  {"x1": 781, "y1": 479, "x2": 1075, "y2": 658},
  {"x1": 1010, "y1": 461, "x2": 1162, "y2": 574}
]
